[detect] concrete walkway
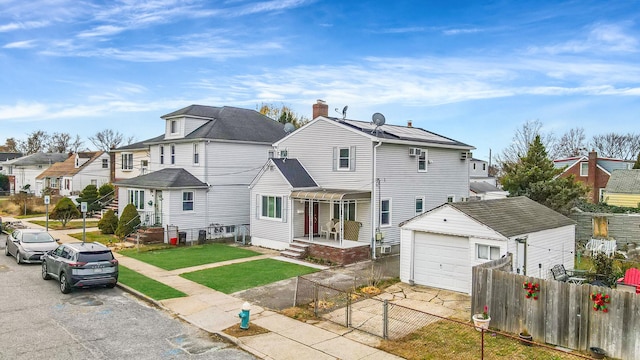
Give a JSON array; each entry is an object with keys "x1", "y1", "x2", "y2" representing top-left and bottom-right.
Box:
[{"x1": 3, "y1": 216, "x2": 403, "y2": 360}]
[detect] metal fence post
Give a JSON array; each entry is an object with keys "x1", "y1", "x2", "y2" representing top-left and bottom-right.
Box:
[
  {"x1": 383, "y1": 300, "x2": 388, "y2": 339},
  {"x1": 313, "y1": 283, "x2": 319, "y2": 317},
  {"x1": 293, "y1": 277, "x2": 299, "y2": 307},
  {"x1": 346, "y1": 292, "x2": 351, "y2": 328}
]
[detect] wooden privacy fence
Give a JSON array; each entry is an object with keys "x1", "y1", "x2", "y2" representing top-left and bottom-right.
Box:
[{"x1": 472, "y1": 256, "x2": 640, "y2": 360}]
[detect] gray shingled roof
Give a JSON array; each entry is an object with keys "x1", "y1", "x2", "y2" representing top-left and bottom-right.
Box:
[
  {"x1": 3, "y1": 152, "x2": 68, "y2": 166},
  {"x1": 114, "y1": 168, "x2": 208, "y2": 189},
  {"x1": 470, "y1": 182, "x2": 503, "y2": 194},
  {"x1": 162, "y1": 105, "x2": 287, "y2": 144},
  {"x1": 271, "y1": 158, "x2": 317, "y2": 188},
  {"x1": 0, "y1": 152, "x2": 22, "y2": 162},
  {"x1": 114, "y1": 134, "x2": 164, "y2": 151},
  {"x1": 605, "y1": 169, "x2": 640, "y2": 194},
  {"x1": 449, "y1": 196, "x2": 575, "y2": 238}
]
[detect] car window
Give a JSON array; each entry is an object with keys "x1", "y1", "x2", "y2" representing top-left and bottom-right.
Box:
[
  {"x1": 54, "y1": 246, "x2": 65, "y2": 256},
  {"x1": 12, "y1": 231, "x2": 20, "y2": 239},
  {"x1": 23, "y1": 232, "x2": 55, "y2": 243},
  {"x1": 61, "y1": 248, "x2": 71, "y2": 259},
  {"x1": 78, "y1": 251, "x2": 114, "y2": 262}
]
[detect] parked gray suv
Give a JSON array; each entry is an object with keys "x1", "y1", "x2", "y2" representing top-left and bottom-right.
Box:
[{"x1": 41, "y1": 242, "x2": 118, "y2": 293}]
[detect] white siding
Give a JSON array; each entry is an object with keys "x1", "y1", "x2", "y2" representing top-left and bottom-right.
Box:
[
  {"x1": 73, "y1": 153, "x2": 110, "y2": 193},
  {"x1": 399, "y1": 228, "x2": 414, "y2": 283},
  {"x1": 523, "y1": 225, "x2": 576, "y2": 280},
  {"x1": 114, "y1": 149, "x2": 150, "y2": 180},
  {"x1": 250, "y1": 165, "x2": 291, "y2": 247},
  {"x1": 12, "y1": 165, "x2": 49, "y2": 195},
  {"x1": 402, "y1": 206, "x2": 505, "y2": 241}
]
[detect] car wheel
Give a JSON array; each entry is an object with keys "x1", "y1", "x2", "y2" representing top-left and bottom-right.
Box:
[
  {"x1": 59, "y1": 273, "x2": 71, "y2": 294},
  {"x1": 42, "y1": 262, "x2": 51, "y2": 280},
  {"x1": 106, "y1": 282, "x2": 116, "y2": 289},
  {"x1": 16, "y1": 252, "x2": 22, "y2": 264},
  {"x1": 4, "y1": 243, "x2": 9, "y2": 256}
]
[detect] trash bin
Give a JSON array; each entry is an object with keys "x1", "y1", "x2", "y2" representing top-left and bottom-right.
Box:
[
  {"x1": 178, "y1": 231, "x2": 187, "y2": 245},
  {"x1": 198, "y1": 230, "x2": 206, "y2": 245}
]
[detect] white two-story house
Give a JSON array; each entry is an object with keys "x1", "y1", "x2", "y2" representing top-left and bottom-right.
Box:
[
  {"x1": 2, "y1": 152, "x2": 67, "y2": 196},
  {"x1": 249, "y1": 100, "x2": 474, "y2": 264},
  {"x1": 111, "y1": 135, "x2": 163, "y2": 182},
  {"x1": 115, "y1": 105, "x2": 287, "y2": 239},
  {"x1": 36, "y1": 152, "x2": 110, "y2": 196}
]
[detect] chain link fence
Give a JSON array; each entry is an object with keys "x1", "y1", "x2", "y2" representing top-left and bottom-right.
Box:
[{"x1": 294, "y1": 276, "x2": 591, "y2": 359}]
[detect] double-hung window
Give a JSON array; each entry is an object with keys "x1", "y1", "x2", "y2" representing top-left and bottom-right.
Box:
[
  {"x1": 171, "y1": 145, "x2": 176, "y2": 165},
  {"x1": 380, "y1": 199, "x2": 391, "y2": 226},
  {"x1": 333, "y1": 201, "x2": 356, "y2": 221},
  {"x1": 170, "y1": 120, "x2": 178, "y2": 134},
  {"x1": 182, "y1": 191, "x2": 194, "y2": 211},
  {"x1": 338, "y1": 147, "x2": 350, "y2": 170},
  {"x1": 193, "y1": 143, "x2": 199, "y2": 164},
  {"x1": 477, "y1": 244, "x2": 500, "y2": 260},
  {"x1": 418, "y1": 149, "x2": 427, "y2": 172},
  {"x1": 160, "y1": 146, "x2": 164, "y2": 164},
  {"x1": 102, "y1": 159, "x2": 108, "y2": 169},
  {"x1": 128, "y1": 189, "x2": 145, "y2": 210},
  {"x1": 580, "y1": 162, "x2": 588, "y2": 176},
  {"x1": 261, "y1": 195, "x2": 282, "y2": 220},
  {"x1": 122, "y1": 153, "x2": 133, "y2": 170},
  {"x1": 415, "y1": 197, "x2": 424, "y2": 215}
]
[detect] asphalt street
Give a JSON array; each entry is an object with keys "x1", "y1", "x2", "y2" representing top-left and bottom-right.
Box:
[{"x1": 0, "y1": 233, "x2": 255, "y2": 360}]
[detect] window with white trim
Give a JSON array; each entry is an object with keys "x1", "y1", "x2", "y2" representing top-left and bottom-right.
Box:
[
  {"x1": 160, "y1": 145, "x2": 164, "y2": 164},
  {"x1": 338, "y1": 147, "x2": 350, "y2": 170},
  {"x1": 182, "y1": 191, "x2": 194, "y2": 211},
  {"x1": 415, "y1": 197, "x2": 424, "y2": 215},
  {"x1": 193, "y1": 143, "x2": 199, "y2": 164},
  {"x1": 122, "y1": 153, "x2": 133, "y2": 170},
  {"x1": 128, "y1": 189, "x2": 145, "y2": 210},
  {"x1": 170, "y1": 120, "x2": 178, "y2": 134},
  {"x1": 333, "y1": 201, "x2": 356, "y2": 221},
  {"x1": 261, "y1": 195, "x2": 282, "y2": 219},
  {"x1": 418, "y1": 150, "x2": 427, "y2": 172},
  {"x1": 380, "y1": 199, "x2": 391, "y2": 226},
  {"x1": 140, "y1": 160, "x2": 148, "y2": 174},
  {"x1": 580, "y1": 162, "x2": 588, "y2": 176},
  {"x1": 447, "y1": 195, "x2": 455, "y2": 203},
  {"x1": 171, "y1": 145, "x2": 175, "y2": 165},
  {"x1": 102, "y1": 159, "x2": 108, "y2": 168},
  {"x1": 477, "y1": 244, "x2": 500, "y2": 260}
]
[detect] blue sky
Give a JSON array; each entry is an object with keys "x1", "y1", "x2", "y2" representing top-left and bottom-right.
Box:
[{"x1": 1, "y1": 0, "x2": 639, "y2": 161}]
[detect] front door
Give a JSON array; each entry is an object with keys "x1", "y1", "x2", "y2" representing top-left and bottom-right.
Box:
[
  {"x1": 154, "y1": 190, "x2": 163, "y2": 225},
  {"x1": 304, "y1": 202, "x2": 319, "y2": 235}
]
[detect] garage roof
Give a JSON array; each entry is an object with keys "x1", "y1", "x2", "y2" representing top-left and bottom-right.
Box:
[{"x1": 447, "y1": 196, "x2": 575, "y2": 238}]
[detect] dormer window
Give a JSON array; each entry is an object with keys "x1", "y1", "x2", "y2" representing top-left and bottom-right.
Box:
[
  {"x1": 170, "y1": 120, "x2": 178, "y2": 134},
  {"x1": 580, "y1": 162, "x2": 588, "y2": 176}
]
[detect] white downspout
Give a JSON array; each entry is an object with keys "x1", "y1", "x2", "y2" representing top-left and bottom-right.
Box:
[{"x1": 371, "y1": 140, "x2": 382, "y2": 260}]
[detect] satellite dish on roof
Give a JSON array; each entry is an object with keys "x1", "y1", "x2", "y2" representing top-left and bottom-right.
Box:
[
  {"x1": 335, "y1": 105, "x2": 349, "y2": 120},
  {"x1": 372, "y1": 112, "x2": 386, "y2": 126},
  {"x1": 284, "y1": 123, "x2": 295, "y2": 134}
]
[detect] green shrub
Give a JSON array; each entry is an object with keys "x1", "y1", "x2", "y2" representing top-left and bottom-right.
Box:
[
  {"x1": 98, "y1": 183, "x2": 115, "y2": 197},
  {"x1": 115, "y1": 203, "x2": 140, "y2": 238},
  {"x1": 50, "y1": 197, "x2": 81, "y2": 227},
  {"x1": 78, "y1": 184, "x2": 100, "y2": 213},
  {"x1": 98, "y1": 209, "x2": 118, "y2": 234}
]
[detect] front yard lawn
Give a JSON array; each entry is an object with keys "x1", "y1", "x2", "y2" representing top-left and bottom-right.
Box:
[
  {"x1": 68, "y1": 231, "x2": 119, "y2": 245},
  {"x1": 118, "y1": 265, "x2": 187, "y2": 301},
  {"x1": 30, "y1": 219, "x2": 100, "y2": 230},
  {"x1": 181, "y1": 258, "x2": 318, "y2": 293},
  {"x1": 118, "y1": 243, "x2": 261, "y2": 270}
]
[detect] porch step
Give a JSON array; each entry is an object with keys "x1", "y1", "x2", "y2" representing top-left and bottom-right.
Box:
[
  {"x1": 281, "y1": 250, "x2": 305, "y2": 259},
  {"x1": 280, "y1": 243, "x2": 308, "y2": 259}
]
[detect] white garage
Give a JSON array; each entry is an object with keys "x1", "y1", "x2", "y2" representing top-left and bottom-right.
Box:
[{"x1": 399, "y1": 196, "x2": 576, "y2": 294}]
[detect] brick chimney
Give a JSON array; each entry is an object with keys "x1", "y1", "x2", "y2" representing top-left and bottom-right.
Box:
[
  {"x1": 312, "y1": 99, "x2": 328, "y2": 119},
  {"x1": 588, "y1": 150, "x2": 597, "y2": 202},
  {"x1": 407, "y1": 120, "x2": 413, "y2": 128}
]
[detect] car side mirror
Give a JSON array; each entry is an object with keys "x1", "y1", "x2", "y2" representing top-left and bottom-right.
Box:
[{"x1": 55, "y1": 239, "x2": 61, "y2": 243}]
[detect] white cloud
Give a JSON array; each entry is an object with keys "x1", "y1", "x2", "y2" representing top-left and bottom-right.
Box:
[
  {"x1": 3, "y1": 40, "x2": 37, "y2": 49},
  {"x1": 442, "y1": 28, "x2": 482, "y2": 35},
  {"x1": 77, "y1": 25, "x2": 125, "y2": 38},
  {"x1": 0, "y1": 102, "x2": 48, "y2": 120},
  {"x1": 527, "y1": 23, "x2": 638, "y2": 55},
  {"x1": 0, "y1": 20, "x2": 49, "y2": 32}
]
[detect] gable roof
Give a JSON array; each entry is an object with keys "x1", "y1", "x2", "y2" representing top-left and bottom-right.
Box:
[
  {"x1": 275, "y1": 116, "x2": 474, "y2": 150},
  {"x1": 114, "y1": 168, "x2": 208, "y2": 189},
  {"x1": 0, "y1": 152, "x2": 22, "y2": 162},
  {"x1": 36, "y1": 152, "x2": 104, "y2": 179},
  {"x1": 161, "y1": 105, "x2": 287, "y2": 144},
  {"x1": 470, "y1": 182, "x2": 504, "y2": 194},
  {"x1": 605, "y1": 169, "x2": 640, "y2": 194},
  {"x1": 554, "y1": 155, "x2": 634, "y2": 175},
  {"x1": 3, "y1": 152, "x2": 67, "y2": 166},
  {"x1": 403, "y1": 196, "x2": 574, "y2": 237},
  {"x1": 113, "y1": 135, "x2": 164, "y2": 151},
  {"x1": 271, "y1": 158, "x2": 317, "y2": 188}
]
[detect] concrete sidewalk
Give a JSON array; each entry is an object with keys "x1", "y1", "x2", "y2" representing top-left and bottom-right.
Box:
[{"x1": 4, "y1": 216, "x2": 402, "y2": 360}]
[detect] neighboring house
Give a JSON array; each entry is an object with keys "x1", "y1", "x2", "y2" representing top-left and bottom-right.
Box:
[
  {"x1": 249, "y1": 100, "x2": 474, "y2": 264},
  {"x1": 36, "y1": 152, "x2": 110, "y2": 196},
  {"x1": 469, "y1": 158, "x2": 497, "y2": 186},
  {"x1": 111, "y1": 135, "x2": 163, "y2": 182},
  {"x1": 554, "y1": 151, "x2": 634, "y2": 203},
  {"x1": 114, "y1": 105, "x2": 286, "y2": 238},
  {"x1": 399, "y1": 196, "x2": 576, "y2": 294},
  {"x1": 469, "y1": 182, "x2": 508, "y2": 200},
  {"x1": 602, "y1": 169, "x2": 640, "y2": 208},
  {"x1": 0, "y1": 152, "x2": 22, "y2": 174},
  {"x1": 1, "y1": 152, "x2": 68, "y2": 196}
]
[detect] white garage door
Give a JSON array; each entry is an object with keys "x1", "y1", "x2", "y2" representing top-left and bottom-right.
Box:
[{"x1": 413, "y1": 232, "x2": 470, "y2": 293}]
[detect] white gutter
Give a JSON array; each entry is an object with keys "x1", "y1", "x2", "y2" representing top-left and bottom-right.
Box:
[{"x1": 371, "y1": 139, "x2": 383, "y2": 260}]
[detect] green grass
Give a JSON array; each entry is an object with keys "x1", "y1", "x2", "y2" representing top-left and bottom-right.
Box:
[
  {"x1": 30, "y1": 219, "x2": 100, "y2": 230},
  {"x1": 118, "y1": 265, "x2": 187, "y2": 300},
  {"x1": 15, "y1": 213, "x2": 46, "y2": 219},
  {"x1": 181, "y1": 258, "x2": 318, "y2": 293},
  {"x1": 68, "y1": 231, "x2": 119, "y2": 245},
  {"x1": 118, "y1": 243, "x2": 261, "y2": 270}
]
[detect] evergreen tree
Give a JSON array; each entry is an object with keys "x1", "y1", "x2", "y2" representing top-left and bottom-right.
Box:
[
  {"x1": 501, "y1": 135, "x2": 588, "y2": 215},
  {"x1": 98, "y1": 209, "x2": 118, "y2": 235},
  {"x1": 115, "y1": 203, "x2": 140, "y2": 238},
  {"x1": 50, "y1": 197, "x2": 81, "y2": 227},
  {"x1": 78, "y1": 184, "x2": 100, "y2": 213},
  {"x1": 634, "y1": 153, "x2": 640, "y2": 169},
  {"x1": 98, "y1": 183, "x2": 115, "y2": 198}
]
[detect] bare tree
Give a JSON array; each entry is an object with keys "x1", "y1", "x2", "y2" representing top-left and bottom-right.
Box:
[
  {"x1": 495, "y1": 119, "x2": 557, "y2": 170},
  {"x1": 18, "y1": 131, "x2": 49, "y2": 155},
  {"x1": 89, "y1": 129, "x2": 128, "y2": 151},
  {"x1": 553, "y1": 127, "x2": 587, "y2": 158},
  {"x1": 70, "y1": 135, "x2": 85, "y2": 153},
  {"x1": 590, "y1": 133, "x2": 640, "y2": 159},
  {"x1": 47, "y1": 132, "x2": 72, "y2": 153}
]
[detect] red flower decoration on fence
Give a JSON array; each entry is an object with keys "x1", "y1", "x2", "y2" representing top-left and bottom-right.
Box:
[
  {"x1": 523, "y1": 281, "x2": 540, "y2": 300},
  {"x1": 590, "y1": 292, "x2": 611, "y2": 312}
]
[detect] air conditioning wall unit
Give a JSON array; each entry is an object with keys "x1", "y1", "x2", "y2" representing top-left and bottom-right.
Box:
[
  {"x1": 409, "y1": 148, "x2": 418, "y2": 157},
  {"x1": 460, "y1": 151, "x2": 471, "y2": 160},
  {"x1": 380, "y1": 245, "x2": 391, "y2": 254}
]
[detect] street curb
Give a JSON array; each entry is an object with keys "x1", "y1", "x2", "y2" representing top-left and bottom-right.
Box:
[{"x1": 116, "y1": 282, "x2": 269, "y2": 359}]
